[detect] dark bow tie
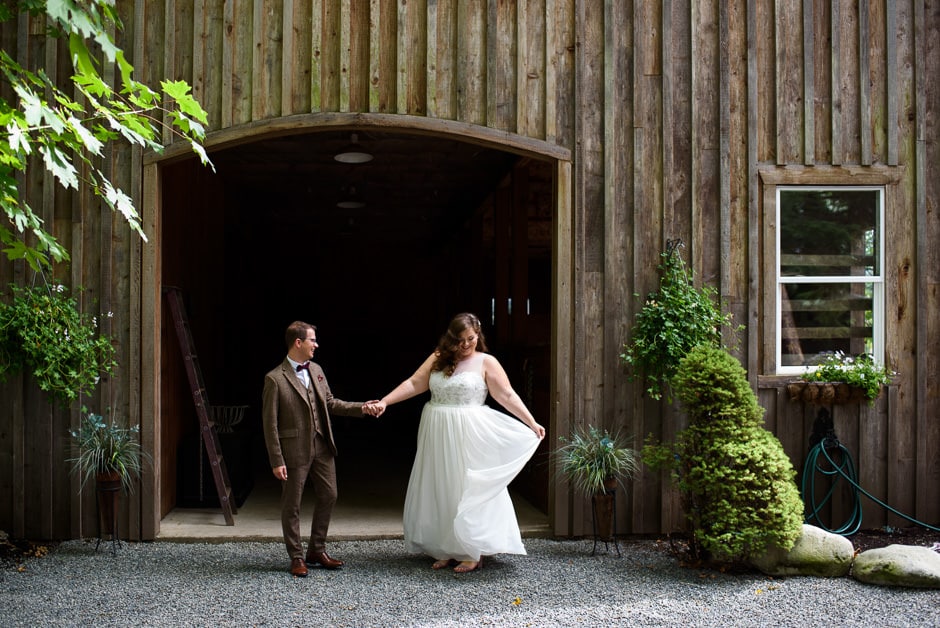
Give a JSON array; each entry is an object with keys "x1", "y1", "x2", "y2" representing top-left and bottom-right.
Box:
[{"x1": 296, "y1": 362, "x2": 310, "y2": 372}]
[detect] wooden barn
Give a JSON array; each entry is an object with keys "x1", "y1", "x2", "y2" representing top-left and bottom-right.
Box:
[{"x1": 1, "y1": 1, "x2": 938, "y2": 542}]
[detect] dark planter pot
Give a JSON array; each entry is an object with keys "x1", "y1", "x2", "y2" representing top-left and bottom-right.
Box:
[
  {"x1": 592, "y1": 492, "x2": 615, "y2": 541},
  {"x1": 588, "y1": 477, "x2": 622, "y2": 556},
  {"x1": 591, "y1": 477, "x2": 619, "y2": 541},
  {"x1": 95, "y1": 471, "x2": 122, "y2": 536}
]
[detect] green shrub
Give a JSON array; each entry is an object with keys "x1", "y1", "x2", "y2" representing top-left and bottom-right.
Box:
[
  {"x1": 620, "y1": 240, "x2": 738, "y2": 401},
  {"x1": 644, "y1": 345, "x2": 804, "y2": 566}
]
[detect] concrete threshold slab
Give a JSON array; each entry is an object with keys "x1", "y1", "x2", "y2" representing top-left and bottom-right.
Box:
[{"x1": 157, "y1": 486, "x2": 550, "y2": 543}]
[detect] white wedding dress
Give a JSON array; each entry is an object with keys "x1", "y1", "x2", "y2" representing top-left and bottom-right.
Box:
[{"x1": 403, "y1": 352, "x2": 540, "y2": 561}]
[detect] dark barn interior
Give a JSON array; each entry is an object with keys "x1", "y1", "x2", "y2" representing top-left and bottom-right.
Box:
[{"x1": 159, "y1": 130, "x2": 554, "y2": 523}]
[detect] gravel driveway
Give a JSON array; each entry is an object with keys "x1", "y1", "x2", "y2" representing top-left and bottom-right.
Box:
[{"x1": 3, "y1": 538, "x2": 938, "y2": 627}]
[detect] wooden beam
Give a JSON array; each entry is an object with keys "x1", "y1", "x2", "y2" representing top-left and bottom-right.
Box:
[
  {"x1": 141, "y1": 162, "x2": 162, "y2": 539},
  {"x1": 551, "y1": 158, "x2": 573, "y2": 537},
  {"x1": 150, "y1": 112, "x2": 571, "y2": 164}
]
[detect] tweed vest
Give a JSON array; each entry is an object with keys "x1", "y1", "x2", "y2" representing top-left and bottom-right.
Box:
[{"x1": 303, "y1": 377, "x2": 323, "y2": 436}]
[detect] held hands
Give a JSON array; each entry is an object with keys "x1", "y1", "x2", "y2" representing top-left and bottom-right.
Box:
[
  {"x1": 362, "y1": 398, "x2": 540, "y2": 439},
  {"x1": 362, "y1": 400, "x2": 387, "y2": 417}
]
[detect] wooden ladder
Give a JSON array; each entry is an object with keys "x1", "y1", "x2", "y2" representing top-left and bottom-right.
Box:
[{"x1": 164, "y1": 287, "x2": 236, "y2": 526}]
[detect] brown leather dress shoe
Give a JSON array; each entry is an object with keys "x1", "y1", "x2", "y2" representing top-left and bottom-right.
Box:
[
  {"x1": 290, "y1": 557, "x2": 308, "y2": 577},
  {"x1": 305, "y1": 551, "x2": 344, "y2": 569}
]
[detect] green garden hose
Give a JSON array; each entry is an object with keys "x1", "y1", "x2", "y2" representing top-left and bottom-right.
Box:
[{"x1": 801, "y1": 408, "x2": 940, "y2": 536}]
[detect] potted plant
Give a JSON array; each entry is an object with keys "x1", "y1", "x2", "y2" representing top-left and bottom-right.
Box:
[
  {"x1": 787, "y1": 351, "x2": 893, "y2": 405},
  {"x1": 68, "y1": 410, "x2": 149, "y2": 543},
  {"x1": 0, "y1": 281, "x2": 116, "y2": 405},
  {"x1": 620, "y1": 239, "x2": 740, "y2": 401},
  {"x1": 555, "y1": 426, "x2": 639, "y2": 544}
]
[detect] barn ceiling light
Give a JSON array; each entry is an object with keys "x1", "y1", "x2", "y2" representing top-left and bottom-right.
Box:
[
  {"x1": 337, "y1": 185, "x2": 365, "y2": 208},
  {"x1": 337, "y1": 199, "x2": 366, "y2": 209},
  {"x1": 333, "y1": 133, "x2": 373, "y2": 163}
]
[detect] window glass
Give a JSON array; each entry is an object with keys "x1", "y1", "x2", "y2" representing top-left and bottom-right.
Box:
[
  {"x1": 779, "y1": 190, "x2": 879, "y2": 277},
  {"x1": 776, "y1": 188, "x2": 884, "y2": 373},
  {"x1": 779, "y1": 282, "x2": 875, "y2": 367}
]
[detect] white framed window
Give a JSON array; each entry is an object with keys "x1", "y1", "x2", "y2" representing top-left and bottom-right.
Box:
[{"x1": 775, "y1": 187, "x2": 885, "y2": 375}]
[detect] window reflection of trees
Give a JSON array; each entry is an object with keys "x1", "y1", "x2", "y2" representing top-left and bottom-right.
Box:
[{"x1": 779, "y1": 189, "x2": 879, "y2": 367}]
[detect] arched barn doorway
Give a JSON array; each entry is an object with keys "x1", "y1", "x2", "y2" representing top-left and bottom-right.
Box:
[{"x1": 150, "y1": 120, "x2": 566, "y2": 536}]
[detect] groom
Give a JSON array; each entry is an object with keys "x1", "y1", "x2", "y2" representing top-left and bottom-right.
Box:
[{"x1": 262, "y1": 320, "x2": 378, "y2": 577}]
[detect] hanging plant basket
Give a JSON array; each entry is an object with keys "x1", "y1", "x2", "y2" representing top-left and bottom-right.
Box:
[
  {"x1": 786, "y1": 381, "x2": 875, "y2": 405},
  {"x1": 0, "y1": 282, "x2": 115, "y2": 404}
]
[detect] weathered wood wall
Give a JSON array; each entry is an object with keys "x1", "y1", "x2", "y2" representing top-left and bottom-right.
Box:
[{"x1": 1, "y1": 0, "x2": 937, "y2": 541}]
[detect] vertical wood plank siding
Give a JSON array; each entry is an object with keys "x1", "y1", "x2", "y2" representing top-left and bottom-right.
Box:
[
  {"x1": 0, "y1": 1, "x2": 937, "y2": 541},
  {"x1": 603, "y1": 0, "x2": 635, "y2": 531},
  {"x1": 915, "y1": 0, "x2": 936, "y2": 526}
]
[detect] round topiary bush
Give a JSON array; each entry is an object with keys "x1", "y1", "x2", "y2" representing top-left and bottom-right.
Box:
[{"x1": 644, "y1": 345, "x2": 804, "y2": 566}]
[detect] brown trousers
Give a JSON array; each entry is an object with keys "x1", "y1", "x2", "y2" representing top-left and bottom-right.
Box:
[{"x1": 280, "y1": 432, "x2": 337, "y2": 558}]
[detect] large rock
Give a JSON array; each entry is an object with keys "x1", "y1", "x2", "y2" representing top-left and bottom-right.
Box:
[
  {"x1": 751, "y1": 524, "x2": 855, "y2": 577},
  {"x1": 852, "y1": 544, "x2": 940, "y2": 588}
]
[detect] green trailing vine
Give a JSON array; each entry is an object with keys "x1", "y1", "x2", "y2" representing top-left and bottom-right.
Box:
[
  {"x1": 620, "y1": 239, "x2": 739, "y2": 401},
  {"x1": 0, "y1": 280, "x2": 115, "y2": 404}
]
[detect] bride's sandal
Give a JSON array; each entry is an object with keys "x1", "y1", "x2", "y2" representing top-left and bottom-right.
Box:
[
  {"x1": 432, "y1": 558, "x2": 457, "y2": 570},
  {"x1": 453, "y1": 558, "x2": 483, "y2": 573}
]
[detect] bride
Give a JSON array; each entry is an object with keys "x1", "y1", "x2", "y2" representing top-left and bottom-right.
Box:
[{"x1": 367, "y1": 312, "x2": 545, "y2": 573}]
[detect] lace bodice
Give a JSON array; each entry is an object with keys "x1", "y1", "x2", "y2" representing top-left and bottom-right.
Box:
[{"x1": 428, "y1": 353, "x2": 487, "y2": 406}]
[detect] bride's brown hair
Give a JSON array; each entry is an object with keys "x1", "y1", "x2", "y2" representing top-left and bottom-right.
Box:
[{"x1": 432, "y1": 312, "x2": 488, "y2": 375}]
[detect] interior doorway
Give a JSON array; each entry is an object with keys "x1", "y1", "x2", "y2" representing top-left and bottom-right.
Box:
[{"x1": 156, "y1": 128, "x2": 556, "y2": 533}]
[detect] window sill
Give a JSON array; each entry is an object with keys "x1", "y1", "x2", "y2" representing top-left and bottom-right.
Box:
[{"x1": 757, "y1": 375, "x2": 804, "y2": 389}]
